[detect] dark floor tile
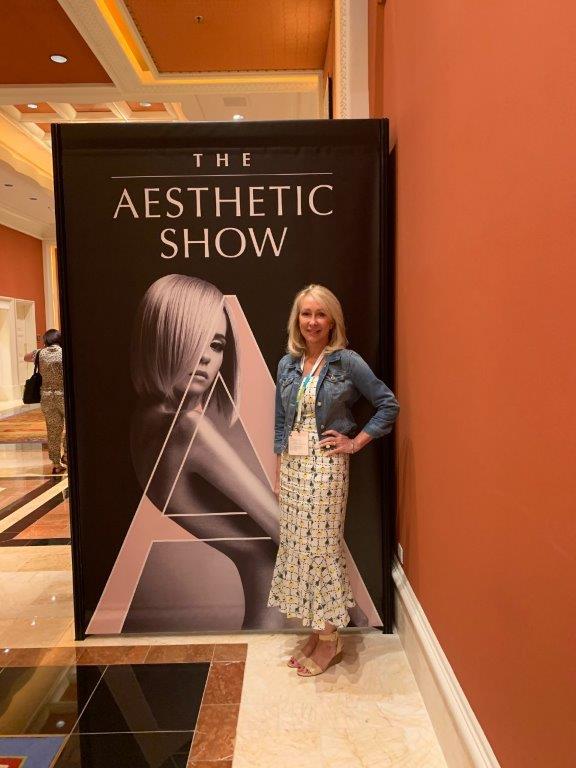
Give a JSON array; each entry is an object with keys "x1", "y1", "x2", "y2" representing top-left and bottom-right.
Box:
[
  {"x1": 53, "y1": 731, "x2": 193, "y2": 768},
  {"x1": 76, "y1": 646, "x2": 149, "y2": 665},
  {"x1": 145, "y1": 644, "x2": 214, "y2": 664},
  {"x1": 75, "y1": 663, "x2": 209, "y2": 734},
  {"x1": 212, "y1": 644, "x2": 247, "y2": 662},
  {"x1": 0, "y1": 493, "x2": 68, "y2": 542},
  {"x1": 0, "y1": 480, "x2": 52, "y2": 519},
  {"x1": 201, "y1": 662, "x2": 245, "y2": 705},
  {"x1": 190, "y1": 704, "x2": 239, "y2": 762},
  {"x1": 0, "y1": 666, "x2": 103, "y2": 735},
  {"x1": 187, "y1": 762, "x2": 233, "y2": 768}
]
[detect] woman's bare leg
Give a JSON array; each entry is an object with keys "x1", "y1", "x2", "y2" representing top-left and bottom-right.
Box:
[{"x1": 300, "y1": 621, "x2": 340, "y2": 671}]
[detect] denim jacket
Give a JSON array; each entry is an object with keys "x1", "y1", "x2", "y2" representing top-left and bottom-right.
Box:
[{"x1": 274, "y1": 348, "x2": 399, "y2": 454}]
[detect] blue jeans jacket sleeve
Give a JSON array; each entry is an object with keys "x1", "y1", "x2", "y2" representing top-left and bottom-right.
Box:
[
  {"x1": 274, "y1": 358, "x2": 286, "y2": 454},
  {"x1": 346, "y1": 351, "x2": 400, "y2": 438}
]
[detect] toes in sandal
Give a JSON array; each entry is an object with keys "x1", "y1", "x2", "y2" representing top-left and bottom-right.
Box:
[
  {"x1": 297, "y1": 633, "x2": 343, "y2": 677},
  {"x1": 287, "y1": 635, "x2": 318, "y2": 668}
]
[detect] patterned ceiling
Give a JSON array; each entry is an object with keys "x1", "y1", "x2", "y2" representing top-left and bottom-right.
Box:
[
  {"x1": 123, "y1": 0, "x2": 333, "y2": 73},
  {"x1": 0, "y1": 0, "x2": 333, "y2": 237}
]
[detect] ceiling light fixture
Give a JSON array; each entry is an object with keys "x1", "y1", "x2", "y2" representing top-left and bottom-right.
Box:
[
  {"x1": 232, "y1": 114, "x2": 245, "y2": 121},
  {"x1": 139, "y1": 101, "x2": 152, "y2": 108},
  {"x1": 50, "y1": 54, "x2": 68, "y2": 64},
  {"x1": 27, "y1": 103, "x2": 38, "y2": 109}
]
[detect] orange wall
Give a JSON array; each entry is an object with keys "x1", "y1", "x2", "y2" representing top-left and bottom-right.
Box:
[
  {"x1": 370, "y1": 1, "x2": 576, "y2": 765},
  {"x1": 0, "y1": 224, "x2": 46, "y2": 340}
]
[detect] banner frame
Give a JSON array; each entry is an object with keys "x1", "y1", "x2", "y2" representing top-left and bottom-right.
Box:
[
  {"x1": 52, "y1": 118, "x2": 395, "y2": 640},
  {"x1": 52, "y1": 123, "x2": 87, "y2": 641}
]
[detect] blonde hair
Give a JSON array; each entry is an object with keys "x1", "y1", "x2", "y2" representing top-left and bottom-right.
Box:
[
  {"x1": 287, "y1": 284, "x2": 348, "y2": 357},
  {"x1": 131, "y1": 274, "x2": 239, "y2": 420}
]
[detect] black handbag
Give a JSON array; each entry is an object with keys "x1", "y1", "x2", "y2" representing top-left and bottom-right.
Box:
[{"x1": 23, "y1": 351, "x2": 42, "y2": 404}]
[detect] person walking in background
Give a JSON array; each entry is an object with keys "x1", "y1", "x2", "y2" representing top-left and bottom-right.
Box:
[
  {"x1": 268, "y1": 284, "x2": 399, "y2": 676},
  {"x1": 24, "y1": 329, "x2": 66, "y2": 475}
]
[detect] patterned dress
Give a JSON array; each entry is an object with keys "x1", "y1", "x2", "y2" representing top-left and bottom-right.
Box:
[
  {"x1": 37, "y1": 345, "x2": 66, "y2": 466},
  {"x1": 268, "y1": 377, "x2": 355, "y2": 629}
]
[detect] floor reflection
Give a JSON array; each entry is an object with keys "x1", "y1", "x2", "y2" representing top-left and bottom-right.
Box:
[
  {"x1": 0, "y1": 663, "x2": 209, "y2": 737},
  {"x1": 0, "y1": 666, "x2": 102, "y2": 735},
  {"x1": 54, "y1": 731, "x2": 192, "y2": 768}
]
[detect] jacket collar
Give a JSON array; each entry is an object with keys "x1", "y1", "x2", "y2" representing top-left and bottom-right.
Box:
[{"x1": 288, "y1": 348, "x2": 343, "y2": 373}]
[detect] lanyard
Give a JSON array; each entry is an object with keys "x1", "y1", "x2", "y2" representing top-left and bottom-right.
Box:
[{"x1": 295, "y1": 349, "x2": 326, "y2": 425}]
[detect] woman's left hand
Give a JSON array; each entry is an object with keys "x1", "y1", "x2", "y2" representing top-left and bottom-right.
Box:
[{"x1": 318, "y1": 430, "x2": 355, "y2": 456}]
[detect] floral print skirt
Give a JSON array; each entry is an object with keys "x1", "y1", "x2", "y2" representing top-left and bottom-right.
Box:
[{"x1": 268, "y1": 381, "x2": 355, "y2": 629}]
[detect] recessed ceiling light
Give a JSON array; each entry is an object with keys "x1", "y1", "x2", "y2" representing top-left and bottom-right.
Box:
[
  {"x1": 232, "y1": 114, "x2": 245, "y2": 121},
  {"x1": 139, "y1": 101, "x2": 152, "y2": 108},
  {"x1": 27, "y1": 103, "x2": 39, "y2": 109},
  {"x1": 50, "y1": 54, "x2": 68, "y2": 64}
]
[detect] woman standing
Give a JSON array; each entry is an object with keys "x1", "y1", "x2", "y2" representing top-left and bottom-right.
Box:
[
  {"x1": 268, "y1": 285, "x2": 399, "y2": 676},
  {"x1": 24, "y1": 329, "x2": 66, "y2": 475}
]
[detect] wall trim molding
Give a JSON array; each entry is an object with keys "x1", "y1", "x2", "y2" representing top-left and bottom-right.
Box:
[
  {"x1": 334, "y1": 0, "x2": 350, "y2": 117},
  {"x1": 57, "y1": 0, "x2": 320, "y2": 98},
  {"x1": 0, "y1": 204, "x2": 46, "y2": 240},
  {"x1": 393, "y1": 562, "x2": 500, "y2": 768},
  {"x1": 333, "y1": 0, "x2": 369, "y2": 118}
]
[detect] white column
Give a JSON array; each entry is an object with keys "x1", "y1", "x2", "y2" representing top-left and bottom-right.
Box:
[
  {"x1": 334, "y1": 0, "x2": 369, "y2": 118},
  {"x1": 42, "y1": 238, "x2": 59, "y2": 330}
]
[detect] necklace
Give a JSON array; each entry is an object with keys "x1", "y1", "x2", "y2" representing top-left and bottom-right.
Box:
[{"x1": 295, "y1": 348, "x2": 326, "y2": 424}]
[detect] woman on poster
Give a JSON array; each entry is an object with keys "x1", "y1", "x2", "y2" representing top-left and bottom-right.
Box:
[
  {"x1": 131, "y1": 273, "x2": 283, "y2": 629},
  {"x1": 268, "y1": 284, "x2": 400, "y2": 676}
]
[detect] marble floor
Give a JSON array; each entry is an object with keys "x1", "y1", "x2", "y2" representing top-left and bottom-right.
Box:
[
  {"x1": 0, "y1": 442, "x2": 448, "y2": 767},
  {"x1": 0, "y1": 401, "x2": 37, "y2": 417},
  {"x1": 0, "y1": 643, "x2": 244, "y2": 766},
  {"x1": 0, "y1": 406, "x2": 46, "y2": 446}
]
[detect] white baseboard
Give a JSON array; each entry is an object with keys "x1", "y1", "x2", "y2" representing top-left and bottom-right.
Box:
[{"x1": 393, "y1": 561, "x2": 500, "y2": 768}]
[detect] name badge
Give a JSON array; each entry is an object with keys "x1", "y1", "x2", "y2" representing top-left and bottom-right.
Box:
[{"x1": 288, "y1": 430, "x2": 310, "y2": 456}]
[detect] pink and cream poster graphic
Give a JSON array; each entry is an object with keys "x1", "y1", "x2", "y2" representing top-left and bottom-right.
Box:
[{"x1": 88, "y1": 276, "x2": 381, "y2": 633}]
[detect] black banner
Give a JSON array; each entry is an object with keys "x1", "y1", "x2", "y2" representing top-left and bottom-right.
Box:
[{"x1": 53, "y1": 119, "x2": 393, "y2": 637}]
